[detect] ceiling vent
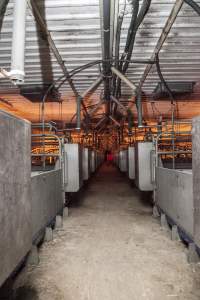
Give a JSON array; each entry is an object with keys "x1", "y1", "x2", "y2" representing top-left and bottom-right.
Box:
[
  {"x1": 20, "y1": 84, "x2": 61, "y2": 102},
  {"x1": 154, "y1": 81, "x2": 195, "y2": 98}
]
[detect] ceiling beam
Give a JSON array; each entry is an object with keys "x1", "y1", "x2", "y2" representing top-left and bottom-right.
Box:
[{"x1": 138, "y1": 0, "x2": 184, "y2": 90}]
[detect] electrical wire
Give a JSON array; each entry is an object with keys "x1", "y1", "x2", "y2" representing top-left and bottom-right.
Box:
[
  {"x1": 184, "y1": 0, "x2": 200, "y2": 15},
  {"x1": 155, "y1": 53, "x2": 175, "y2": 104},
  {"x1": 112, "y1": 0, "x2": 127, "y2": 95}
]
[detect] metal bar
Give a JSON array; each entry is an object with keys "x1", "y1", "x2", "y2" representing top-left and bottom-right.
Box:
[
  {"x1": 109, "y1": 115, "x2": 120, "y2": 127},
  {"x1": 31, "y1": 123, "x2": 57, "y2": 131},
  {"x1": 110, "y1": 95, "x2": 128, "y2": 112},
  {"x1": 31, "y1": 133, "x2": 62, "y2": 165},
  {"x1": 95, "y1": 115, "x2": 107, "y2": 129},
  {"x1": 27, "y1": 0, "x2": 79, "y2": 98},
  {"x1": 10, "y1": 0, "x2": 27, "y2": 84},
  {"x1": 111, "y1": 67, "x2": 137, "y2": 91},
  {"x1": 31, "y1": 153, "x2": 60, "y2": 157},
  {"x1": 155, "y1": 130, "x2": 192, "y2": 166},
  {"x1": 88, "y1": 99, "x2": 105, "y2": 117},
  {"x1": 138, "y1": 0, "x2": 184, "y2": 89},
  {"x1": 157, "y1": 151, "x2": 192, "y2": 155},
  {"x1": 81, "y1": 76, "x2": 103, "y2": 99}
]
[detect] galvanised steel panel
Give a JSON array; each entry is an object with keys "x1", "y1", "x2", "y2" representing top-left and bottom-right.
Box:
[
  {"x1": 135, "y1": 142, "x2": 154, "y2": 191},
  {"x1": 90, "y1": 150, "x2": 96, "y2": 173},
  {"x1": 192, "y1": 116, "x2": 200, "y2": 248},
  {"x1": 64, "y1": 143, "x2": 83, "y2": 192},
  {"x1": 31, "y1": 169, "x2": 63, "y2": 241},
  {"x1": 156, "y1": 167, "x2": 193, "y2": 238},
  {"x1": 82, "y1": 147, "x2": 90, "y2": 181},
  {"x1": 119, "y1": 150, "x2": 128, "y2": 172},
  {"x1": 128, "y1": 146, "x2": 135, "y2": 180},
  {"x1": 0, "y1": 110, "x2": 31, "y2": 287}
]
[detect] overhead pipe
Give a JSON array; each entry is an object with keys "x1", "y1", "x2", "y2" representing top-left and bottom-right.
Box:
[
  {"x1": 81, "y1": 76, "x2": 103, "y2": 99},
  {"x1": 31, "y1": 123, "x2": 57, "y2": 132},
  {"x1": 184, "y1": 0, "x2": 200, "y2": 15},
  {"x1": 99, "y1": 0, "x2": 113, "y2": 114},
  {"x1": 10, "y1": 0, "x2": 27, "y2": 84},
  {"x1": 138, "y1": 0, "x2": 184, "y2": 89},
  {"x1": 136, "y1": 90, "x2": 143, "y2": 128},
  {"x1": 111, "y1": 68, "x2": 142, "y2": 127},
  {"x1": 110, "y1": 95, "x2": 128, "y2": 113},
  {"x1": 111, "y1": 67, "x2": 137, "y2": 91},
  {"x1": 122, "y1": 0, "x2": 151, "y2": 75},
  {"x1": 109, "y1": 116, "x2": 120, "y2": 127},
  {"x1": 0, "y1": 0, "x2": 9, "y2": 21},
  {"x1": 76, "y1": 96, "x2": 82, "y2": 130},
  {"x1": 95, "y1": 115, "x2": 107, "y2": 129},
  {"x1": 88, "y1": 99, "x2": 105, "y2": 118}
]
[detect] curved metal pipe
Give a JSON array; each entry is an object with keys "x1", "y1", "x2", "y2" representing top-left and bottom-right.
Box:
[{"x1": 184, "y1": 0, "x2": 200, "y2": 15}]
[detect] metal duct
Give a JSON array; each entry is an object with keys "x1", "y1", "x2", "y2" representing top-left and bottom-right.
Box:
[{"x1": 10, "y1": 0, "x2": 27, "y2": 85}]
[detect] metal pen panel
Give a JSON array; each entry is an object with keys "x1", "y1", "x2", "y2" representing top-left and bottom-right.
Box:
[
  {"x1": 64, "y1": 144, "x2": 83, "y2": 192},
  {"x1": 0, "y1": 110, "x2": 31, "y2": 287},
  {"x1": 135, "y1": 142, "x2": 154, "y2": 191},
  {"x1": 156, "y1": 167, "x2": 193, "y2": 238},
  {"x1": 31, "y1": 169, "x2": 63, "y2": 241},
  {"x1": 119, "y1": 150, "x2": 128, "y2": 172},
  {"x1": 128, "y1": 146, "x2": 135, "y2": 180}
]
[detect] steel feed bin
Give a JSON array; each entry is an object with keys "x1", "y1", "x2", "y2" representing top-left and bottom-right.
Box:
[
  {"x1": 128, "y1": 146, "x2": 135, "y2": 180},
  {"x1": 119, "y1": 150, "x2": 128, "y2": 172},
  {"x1": 135, "y1": 142, "x2": 154, "y2": 191},
  {"x1": 64, "y1": 143, "x2": 83, "y2": 192},
  {"x1": 0, "y1": 111, "x2": 31, "y2": 287},
  {"x1": 82, "y1": 147, "x2": 91, "y2": 181},
  {"x1": 90, "y1": 150, "x2": 96, "y2": 173}
]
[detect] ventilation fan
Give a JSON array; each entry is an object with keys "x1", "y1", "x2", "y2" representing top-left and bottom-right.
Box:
[{"x1": 154, "y1": 81, "x2": 195, "y2": 98}]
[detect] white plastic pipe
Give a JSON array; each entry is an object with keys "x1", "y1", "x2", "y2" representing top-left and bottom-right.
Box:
[{"x1": 10, "y1": 0, "x2": 27, "y2": 84}]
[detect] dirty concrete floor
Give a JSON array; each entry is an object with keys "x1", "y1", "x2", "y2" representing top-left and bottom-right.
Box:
[{"x1": 6, "y1": 165, "x2": 200, "y2": 299}]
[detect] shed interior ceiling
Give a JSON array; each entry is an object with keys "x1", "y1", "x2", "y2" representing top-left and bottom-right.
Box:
[{"x1": 0, "y1": 0, "x2": 200, "y2": 124}]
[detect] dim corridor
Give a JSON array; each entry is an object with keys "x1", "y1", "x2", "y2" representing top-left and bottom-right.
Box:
[{"x1": 11, "y1": 164, "x2": 200, "y2": 300}]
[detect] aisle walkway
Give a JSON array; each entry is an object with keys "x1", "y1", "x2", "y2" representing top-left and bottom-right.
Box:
[{"x1": 13, "y1": 165, "x2": 200, "y2": 300}]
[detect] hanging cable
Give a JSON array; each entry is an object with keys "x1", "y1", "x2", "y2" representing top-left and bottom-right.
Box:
[
  {"x1": 122, "y1": 0, "x2": 151, "y2": 74},
  {"x1": 112, "y1": 0, "x2": 127, "y2": 95},
  {"x1": 184, "y1": 0, "x2": 200, "y2": 15},
  {"x1": 115, "y1": 0, "x2": 151, "y2": 98},
  {"x1": 155, "y1": 53, "x2": 175, "y2": 104}
]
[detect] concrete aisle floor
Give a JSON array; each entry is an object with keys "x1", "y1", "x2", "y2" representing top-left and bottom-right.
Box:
[{"x1": 11, "y1": 165, "x2": 200, "y2": 299}]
